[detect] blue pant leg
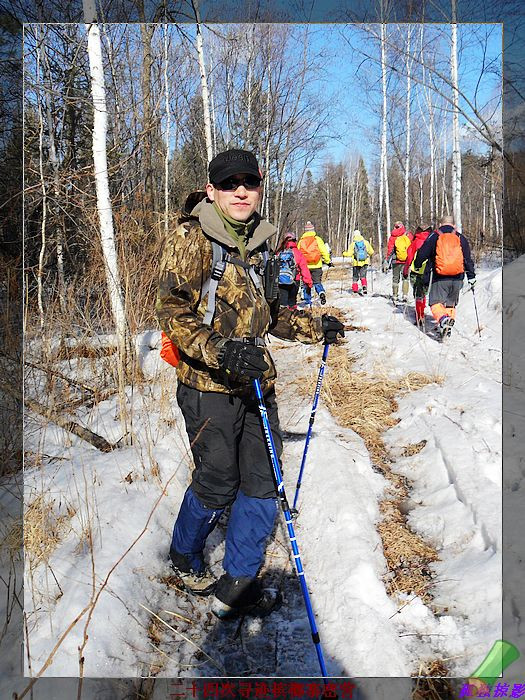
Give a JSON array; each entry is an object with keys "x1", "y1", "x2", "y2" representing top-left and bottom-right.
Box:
[
  {"x1": 170, "y1": 487, "x2": 224, "y2": 571},
  {"x1": 303, "y1": 285, "x2": 312, "y2": 303},
  {"x1": 314, "y1": 282, "x2": 325, "y2": 294},
  {"x1": 223, "y1": 491, "x2": 278, "y2": 578}
]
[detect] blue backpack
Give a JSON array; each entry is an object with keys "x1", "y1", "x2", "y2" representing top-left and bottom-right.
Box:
[
  {"x1": 278, "y1": 248, "x2": 297, "y2": 284},
  {"x1": 354, "y1": 239, "x2": 367, "y2": 261}
]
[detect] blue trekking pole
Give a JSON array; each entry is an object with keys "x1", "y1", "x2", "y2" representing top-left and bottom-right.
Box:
[
  {"x1": 291, "y1": 342, "x2": 330, "y2": 513},
  {"x1": 253, "y1": 379, "x2": 329, "y2": 680}
]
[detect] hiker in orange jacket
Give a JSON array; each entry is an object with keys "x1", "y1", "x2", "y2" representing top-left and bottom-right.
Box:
[
  {"x1": 384, "y1": 221, "x2": 413, "y2": 302},
  {"x1": 414, "y1": 215, "x2": 476, "y2": 338}
]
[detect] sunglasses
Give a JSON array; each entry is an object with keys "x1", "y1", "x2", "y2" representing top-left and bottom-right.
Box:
[{"x1": 213, "y1": 175, "x2": 262, "y2": 191}]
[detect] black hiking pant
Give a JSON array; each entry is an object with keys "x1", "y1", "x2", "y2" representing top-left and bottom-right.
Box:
[
  {"x1": 279, "y1": 281, "x2": 299, "y2": 308},
  {"x1": 176, "y1": 382, "x2": 283, "y2": 509}
]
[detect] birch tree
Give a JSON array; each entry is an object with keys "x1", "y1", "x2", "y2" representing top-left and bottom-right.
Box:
[
  {"x1": 450, "y1": 0, "x2": 462, "y2": 230},
  {"x1": 404, "y1": 25, "x2": 412, "y2": 224},
  {"x1": 378, "y1": 22, "x2": 391, "y2": 258},
  {"x1": 192, "y1": 0, "x2": 213, "y2": 165},
  {"x1": 83, "y1": 0, "x2": 137, "y2": 437}
]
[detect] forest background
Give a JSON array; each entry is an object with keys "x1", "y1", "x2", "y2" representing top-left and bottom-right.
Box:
[{"x1": 19, "y1": 19, "x2": 504, "y2": 347}]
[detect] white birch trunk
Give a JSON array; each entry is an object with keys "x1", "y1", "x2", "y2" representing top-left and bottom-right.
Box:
[
  {"x1": 492, "y1": 189, "x2": 500, "y2": 240},
  {"x1": 404, "y1": 26, "x2": 412, "y2": 224},
  {"x1": 336, "y1": 172, "x2": 344, "y2": 245},
  {"x1": 377, "y1": 158, "x2": 384, "y2": 260},
  {"x1": 351, "y1": 165, "x2": 360, "y2": 233},
  {"x1": 84, "y1": 6, "x2": 135, "y2": 437},
  {"x1": 442, "y1": 126, "x2": 449, "y2": 216},
  {"x1": 326, "y1": 182, "x2": 331, "y2": 240},
  {"x1": 482, "y1": 165, "x2": 487, "y2": 234},
  {"x1": 381, "y1": 23, "x2": 391, "y2": 241},
  {"x1": 193, "y1": 1, "x2": 213, "y2": 165},
  {"x1": 450, "y1": 6, "x2": 462, "y2": 230},
  {"x1": 344, "y1": 175, "x2": 350, "y2": 249},
  {"x1": 418, "y1": 166, "x2": 424, "y2": 220}
]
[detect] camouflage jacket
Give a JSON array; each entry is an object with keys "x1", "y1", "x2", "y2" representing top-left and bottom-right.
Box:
[{"x1": 156, "y1": 192, "x2": 324, "y2": 394}]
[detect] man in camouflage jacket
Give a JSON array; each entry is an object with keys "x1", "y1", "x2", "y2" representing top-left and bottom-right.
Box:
[{"x1": 156, "y1": 148, "x2": 344, "y2": 619}]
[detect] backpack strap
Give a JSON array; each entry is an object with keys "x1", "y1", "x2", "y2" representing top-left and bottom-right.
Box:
[
  {"x1": 202, "y1": 241, "x2": 227, "y2": 326},
  {"x1": 201, "y1": 240, "x2": 266, "y2": 327}
]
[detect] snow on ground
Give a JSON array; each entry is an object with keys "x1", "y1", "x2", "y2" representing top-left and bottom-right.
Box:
[{"x1": 19, "y1": 263, "x2": 502, "y2": 681}]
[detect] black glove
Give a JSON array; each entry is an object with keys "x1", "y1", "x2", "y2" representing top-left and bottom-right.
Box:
[
  {"x1": 217, "y1": 340, "x2": 269, "y2": 382},
  {"x1": 327, "y1": 261, "x2": 335, "y2": 268},
  {"x1": 322, "y1": 314, "x2": 345, "y2": 345}
]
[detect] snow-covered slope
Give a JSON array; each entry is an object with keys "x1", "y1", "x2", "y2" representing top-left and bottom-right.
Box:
[{"x1": 18, "y1": 264, "x2": 502, "y2": 681}]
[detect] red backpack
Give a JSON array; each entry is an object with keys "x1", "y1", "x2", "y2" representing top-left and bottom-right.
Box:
[
  {"x1": 435, "y1": 228, "x2": 464, "y2": 276},
  {"x1": 299, "y1": 236, "x2": 321, "y2": 264}
]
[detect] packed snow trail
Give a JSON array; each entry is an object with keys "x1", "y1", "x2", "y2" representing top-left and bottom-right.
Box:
[{"x1": 20, "y1": 263, "x2": 501, "y2": 681}]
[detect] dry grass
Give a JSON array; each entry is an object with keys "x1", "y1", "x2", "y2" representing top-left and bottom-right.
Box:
[
  {"x1": 297, "y1": 345, "x2": 441, "y2": 473},
  {"x1": 24, "y1": 495, "x2": 76, "y2": 568},
  {"x1": 412, "y1": 660, "x2": 456, "y2": 698},
  {"x1": 53, "y1": 343, "x2": 118, "y2": 360},
  {"x1": 293, "y1": 344, "x2": 443, "y2": 604},
  {"x1": 323, "y1": 265, "x2": 350, "y2": 281},
  {"x1": 403, "y1": 440, "x2": 428, "y2": 456}
]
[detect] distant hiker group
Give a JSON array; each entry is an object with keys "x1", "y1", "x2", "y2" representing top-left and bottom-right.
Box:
[
  {"x1": 337, "y1": 215, "x2": 476, "y2": 339},
  {"x1": 275, "y1": 221, "x2": 333, "y2": 308}
]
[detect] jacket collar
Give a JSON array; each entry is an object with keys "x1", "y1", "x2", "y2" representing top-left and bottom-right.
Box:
[{"x1": 189, "y1": 195, "x2": 276, "y2": 253}]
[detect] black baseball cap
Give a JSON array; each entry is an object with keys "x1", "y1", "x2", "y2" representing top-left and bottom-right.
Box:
[{"x1": 208, "y1": 149, "x2": 262, "y2": 184}]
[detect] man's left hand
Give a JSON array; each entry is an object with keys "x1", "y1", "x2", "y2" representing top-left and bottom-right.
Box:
[
  {"x1": 322, "y1": 314, "x2": 345, "y2": 344},
  {"x1": 327, "y1": 261, "x2": 335, "y2": 268}
]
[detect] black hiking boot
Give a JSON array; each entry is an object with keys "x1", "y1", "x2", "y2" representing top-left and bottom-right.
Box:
[
  {"x1": 319, "y1": 292, "x2": 327, "y2": 305},
  {"x1": 438, "y1": 315, "x2": 455, "y2": 340},
  {"x1": 169, "y1": 549, "x2": 217, "y2": 596},
  {"x1": 362, "y1": 287, "x2": 368, "y2": 295},
  {"x1": 211, "y1": 574, "x2": 282, "y2": 620}
]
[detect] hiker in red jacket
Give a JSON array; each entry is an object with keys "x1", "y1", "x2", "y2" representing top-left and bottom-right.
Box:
[
  {"x1": 403, "y1": 224, "x2": 433, "y2": 326},
  {"x1": 384, "y1": 221, "x2": 413, "y2": 302},
  {"x1": 275, "y1": 233, "x2": 313, "y2": 309}
]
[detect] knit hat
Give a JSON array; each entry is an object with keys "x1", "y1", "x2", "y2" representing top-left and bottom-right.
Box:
[
  {"x1": 208, "y1": 149, "x2": 262, "y2": 184},
  {"x1": 304, "y1": 221, "x2": 315, "y2": 231},
  {"x1": 283, "y1": 232, "x2": 296, "y2": 241},
  {"x1": 353, "y1": 229, "x2": 361, "y2": 236},
  {"x1": 440, "y1": 215, "x2": 454, "y2": 226}
]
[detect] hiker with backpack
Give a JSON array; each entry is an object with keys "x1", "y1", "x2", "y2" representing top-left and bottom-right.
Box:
[
  {"x1": 342, "y1": 230, "x2": 374, "y2": 295},
  {"x1": 403, "y1": 223, "x2": 433, "y2": 327},
  {"x1": 413, "y1": 215, "x2": 476, "y2": 339},
  {"x1": 384, "y1": 221, "x2": 413, "y2": 303},
  {"x1": 275, "y1": 232, "x2": 313, "y2": 309},
  {"x1": 297, "y1": 221, "x2": 332, "y2": 306},
  {"x1": 156, "y1": 149, "x2": 345, "y2": 620}
]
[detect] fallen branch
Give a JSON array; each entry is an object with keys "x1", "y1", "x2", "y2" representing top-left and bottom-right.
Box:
[{"x1": 0, "y1": 380, "x2": 116, "y2": 452}]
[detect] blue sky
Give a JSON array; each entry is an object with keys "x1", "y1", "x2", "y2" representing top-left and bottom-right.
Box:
[{"x1": 300, "y1": 23, "x2": 502, "y2": 176}]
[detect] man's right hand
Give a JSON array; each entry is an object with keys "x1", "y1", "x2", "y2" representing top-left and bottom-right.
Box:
[{"x1": 217, "y1": 340, "x2": 269, "y2": 382}]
